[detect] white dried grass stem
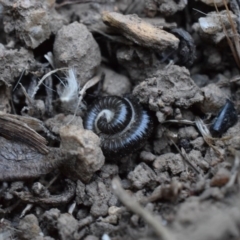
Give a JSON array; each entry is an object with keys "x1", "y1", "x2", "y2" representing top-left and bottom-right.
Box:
[
  {"x1": 195, "y1": 117, "x2": 211, "y2": 138},
  {"x1": 31, "y1": 67, "x2": 68, "y2": 99}
]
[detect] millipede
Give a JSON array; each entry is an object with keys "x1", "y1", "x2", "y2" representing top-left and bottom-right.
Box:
[{"x1": 83, "y1": 96, "x2": 153, "y2": 158}]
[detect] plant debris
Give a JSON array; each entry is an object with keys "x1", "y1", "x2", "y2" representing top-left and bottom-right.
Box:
[
  {"x1": 102, "y1": 11, "x2": 180, "y2": 52},
  {"x1": 14, "y1": 180, "x2": 76, "y2": 206}
]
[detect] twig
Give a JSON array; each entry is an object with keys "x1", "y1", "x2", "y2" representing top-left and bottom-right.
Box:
[
  {"x1": 14, "y1": 180, "x2": 76, "y2": 205},
  {"x1": 112, "y1": 178, "x2": 175, "y2": 240},
  {"x1": 163, "y1": 119, "x2": 195, "y2": 125},
  {"x1": 55, "y1": 0, "x2": 102, "y2": 8},
  {"x1": 230, "y1": 0, "x2": 240, "y2": 33},
  {"x1": 13, "y1": 69, "x2": 25, "y2": 92},
  {"x1": 223, "y1": 0, "x2": 240, "y2": 62},
  {"x1": 46, "y1": 173, "x2": 60, "y2": 189},
  {"x1": 31, "y1": 68, "x2": 68, "y2": 99},
  {"x1": 169, "y1": 139, "x2": 201, "y2": 175},
  {"x1": 192, "y1": 8, "x2": 207, "y2": 16},
  {"x1": 20, "y1": 173, "x2": 60, "y2": 218},
  {"x1": 222, "y1": 152, "x2": 240, "y2": 193},
  {"x1": 214, "y1": 0, "x2": 240, "y2": 68},
  {"x1": 19, "y1": 83, "x2": 34, "y2": 106},
  {"x1": 20, "y1": 204, "x2": 33, "y2": 218}
]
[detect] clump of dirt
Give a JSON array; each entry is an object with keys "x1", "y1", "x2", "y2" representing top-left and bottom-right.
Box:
[
  {"x1": 1, "y1": 1, "x2": 240, "y2": 240},
  {"x1": 53, "y1": 21, "x2": 101, "y2": 85}
]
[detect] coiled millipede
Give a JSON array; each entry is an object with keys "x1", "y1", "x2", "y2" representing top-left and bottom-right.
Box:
[{"x1": 83, "y1": 96, "x2": 153, "y2": 158}]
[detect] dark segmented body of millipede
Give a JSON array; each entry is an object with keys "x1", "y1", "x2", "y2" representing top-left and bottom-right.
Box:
[{"x1": 83, "y1": 96, "x2": 153, "y2": 158}]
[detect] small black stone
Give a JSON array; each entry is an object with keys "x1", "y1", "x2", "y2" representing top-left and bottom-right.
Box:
[{"x1": 211, "y1": 99, "x2": 238, "y2": 137}]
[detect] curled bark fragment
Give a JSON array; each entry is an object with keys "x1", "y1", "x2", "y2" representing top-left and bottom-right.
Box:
[
  {"x1": 102, "y1": 12, "x2": 179, "y2": 51},
  {"x1": 14, "y1": 180, "x2": 76, "y2": 205},
  {"x1": 1, "y1": 113, "x2": 57, "y2": 140}
]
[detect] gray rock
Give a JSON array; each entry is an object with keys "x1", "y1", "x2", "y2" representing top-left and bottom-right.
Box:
[
  {"x1": 17, "y1": 214, "x2": 42, "y2": 240},
  {"x1": 57, "y1": 213, "x2": 79, "y2": 240},
  {"x1": 59, "y1": 125, "x2": 105, "y2": 182},
  {"x1": 53, "y1": 22, "x2": 101, "y2": 85},
  {"x1": 128, "y1": 162, "x2": 157, "y2": 189},
  {"x1": 133, "y1": 65, "x2": 203, "y2": 122}
]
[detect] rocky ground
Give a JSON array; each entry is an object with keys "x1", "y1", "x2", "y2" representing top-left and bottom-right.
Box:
[{"x1": 1, "y1": 0, "x2": 240, "y2": 239}]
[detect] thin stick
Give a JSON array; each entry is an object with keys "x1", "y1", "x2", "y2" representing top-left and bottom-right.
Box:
[
  {"x1": 46, "y1": 173, "x2": 60, "y2": 189},
  {"x1": 20, "y1": 204, "x2": 33, "y2": 218},
  {"x1": 192, "y1": 8, "x2": 207, "y2": 16},
  {"x1": 223, "y1": 0, "x2": 240, "y2": 61},
  {"x1": 214, "y1": 1, "x2": 240, "y2": 68},
  {"x1": 55, "y1": 0, "x2": 102, "y2": 8},
  {"x1": 31, "y1": 68, "x2": 68, "y2": 99},
  {"x1": 163, "y1": 119, "x2": 195, "y2": 125},
  {"x1": 170, "y1": 139, "x2": 200, "y2": 175},
  {"x1": 19, "y1": 83, "x2": 34, "y2": 106},
  {"x1": 112, "y1": 178, "x2": 175, "y2": 240},
  {"x1": 13, "y1": 69, "x2": 25, "y2": 92},
  {"x1": 222, "y1": 152, "x2": 240, "y2": 193}
]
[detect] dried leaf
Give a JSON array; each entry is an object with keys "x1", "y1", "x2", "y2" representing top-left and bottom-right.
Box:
[
  {"x1": 0, "y1": 136, "x2": 66, "y2": 180},
  {"x1": 0, "y1": 113, "x2": 49, "y2": 154}
]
